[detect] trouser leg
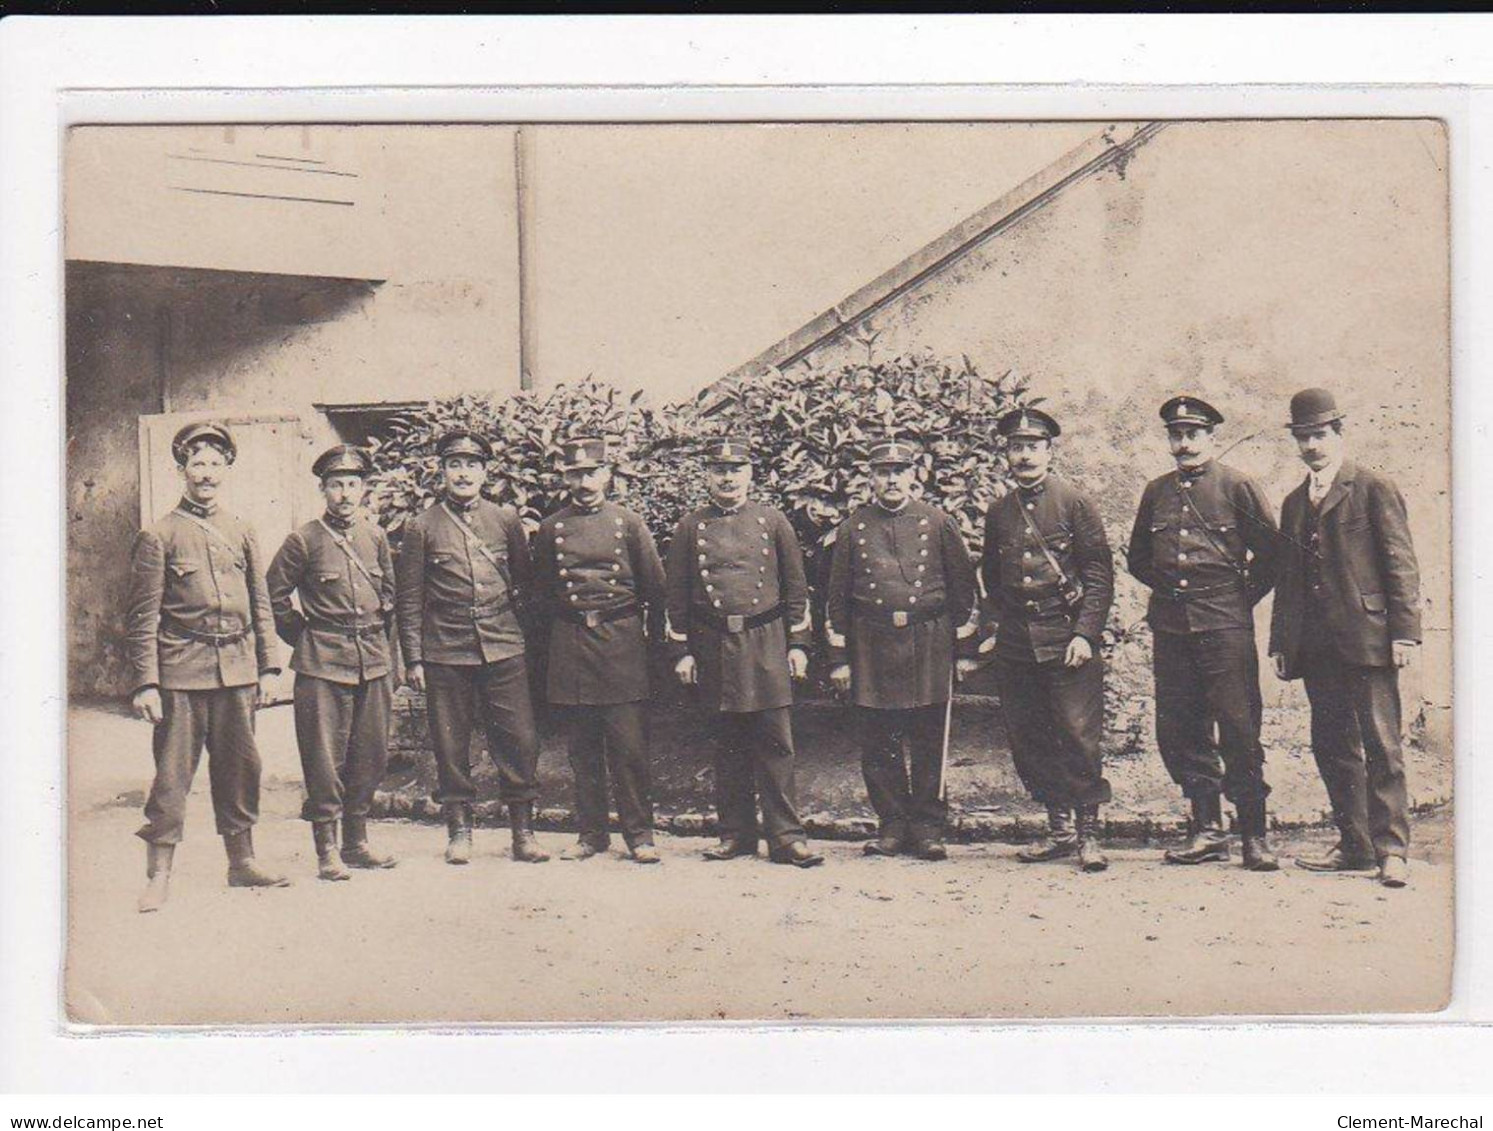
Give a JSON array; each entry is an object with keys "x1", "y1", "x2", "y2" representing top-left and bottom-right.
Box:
[
  {"x1": 904, "y1": 703, "x2": 950, "y2": 842},
  {"x1": 1198, "y1": 628, "x2": 1269, "y2": 805},
  {"x1": 425, "y1": 663, "x2": 478, "y2": 805},
  {"x1": 1301, "y1": 650, "x2": 1374, "y2": 860},
  {"x1": 600, "y1": 700, "x2": 654, "y2": 847},
  {"x1": 1352, "y1": 663, "x2": 1409, "y2": 860},
  {"x1": 711, "y1": 713, "x2": 760, "y2": 844},
  {"x1": 745, "y1": 707, "x2": 806, "y2": 849},
  {"x1": 996, "y1": 656, "x2": 1055, "y2": 804},
  {"x1": 565, "y1": 706, "x2": 611, "y2": 846},
  {"x1": 137, "y1": 688, "x2": 210, "y2": 845},
  {"x1": 1152, "y1": 630, "x2": 1225, "y2": 799},
  {"x1": 294, "y1": 674, "x2": 353, "y2": 824},
  {"x1": 204, "y1": 685, "x2": 262, "y2": 837},
  {"x1": 344, "y1": 675, "x2": 392, "y2": 819},
  {"x1": 858, "y1": 707, "x2": 911, "y2": 836},
  {"x1": 476, "y1": 655, "x2": 541, "y2": 805},
  {"x1": 1047, "y1": 656, "x2": 1112, "y2": 807}
]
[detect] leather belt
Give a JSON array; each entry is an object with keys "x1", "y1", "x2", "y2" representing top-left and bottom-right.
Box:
[
  {"x1": 1013, "y1": 593, "x2": 1071, "y2": 616},
  {"x1": 434, "y1": 594, "x2": 513, "y2": 619},
  {"x1": 1166, "y1": 580, "x2": 1242, "y2": 601},
  {"x1": 161, "y1": 617, "x2": 248, "y2": 646},
  {"x1": 556, "y1": 602, "x2": 641, "y2": 629},
  {"x1": 306, "y1": 615, "x2": 386, "y2": 639},
  {"x1": 852, "y1": 599, "x2": 946, "y2": 628},
  {"x1": 699, "y1": 604, "x2": 783, "y2": 633}
]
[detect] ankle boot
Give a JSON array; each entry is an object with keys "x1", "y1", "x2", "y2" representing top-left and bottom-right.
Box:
[
  {"x1": 509, "y1": 802, "x2": 550, "y2": 863},
  {"x1": 137, "y1": 842, "x2": 175, "y2": 913},
  {"x1": 224, "y1": 829, "x2": 291, "y2": 888},
  {"x1": 1239, "y1": 799, "x2": 1280, "y2": 872},
  {"x1": 342, "y1": 814, "x2": 397, "y2": 869},
  {"x1": 443, "y1": 802, "x2": 472, "y2": 865},
  {"x1": 1017, "y1": 805, "x2": 1078, "y2": 863},
  {"x1": 313, "y1": 820, "x2": 350, "y2": 881},
  {"x1": 1164, "y1": 794, "x2": 1230, "y2": 865},
  {"x1": 1076, "y1": 804, "x2": 1109, "y2": 873}
]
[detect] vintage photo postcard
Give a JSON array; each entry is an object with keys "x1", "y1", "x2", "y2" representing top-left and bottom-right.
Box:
[{"x1": 63, "y1": 119, "x2": 1451, "y2": 1026}]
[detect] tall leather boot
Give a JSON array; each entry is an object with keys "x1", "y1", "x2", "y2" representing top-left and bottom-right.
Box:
[
  {"x1": 1239, "y1": 798, "x2": 1280, "y2": 872},
  {"x1": 1017, "y1": 805, "x2": 1077, "y2": 863},
  {"x1": 509, "y1": 802, "x2": 550, "y2": 863},
  {"x1": 342, "y1": 814, "x2": 397, "y2": 869},
  {"x1": 1163, "y1": 793, "x2": 1230, "y2": 865},
  {"x1": 443, "y1": 802, "x2": 472, "y2": 866},
  {"x1": 137, "y1": 842, "x2": 175, "y2": 914},
  {"x1": 224, "y1": 829, "x2": 291, "y2": 888},
  {"x1": 1076, "y1": 804, "x2": 1109, "y2": 873},
  {"x1": 313, "y1": 820, "x2": 350, "y2": 882}
]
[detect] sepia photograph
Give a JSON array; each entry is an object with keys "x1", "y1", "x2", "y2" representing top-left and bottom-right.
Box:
[{"x1": 62, "y1": 116, "x2": 1452, "y2": 1027}]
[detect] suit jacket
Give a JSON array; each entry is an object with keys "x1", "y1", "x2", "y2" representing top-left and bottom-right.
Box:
[
  {"x1": 532, "y1": 500, "x2": 667, "y2": 705},
  {"x1": 980, "y1": 474, "x2": 1114, "y2": 664},
  {"x1": 125, "y1": 499, "x2": 279, "y2": 694},
  {"x1": 664, "y1": 500, "x2": 811, "y2": 713},
  {"x1": 825, "y1": 498, "x2": 978, "y2": 709},
  {"x1": 395, "y1": 496, "x2": 532, "y2": 667},
  {"x1": 1269, "y1": 460, "x2": 1421, "y2": 676},
  {"x1": 266, "y1": 514, "x2": 396, "y2": 685},
  {"x1": 1126, "y1": 460, "x2": 1278, "y2": 635}
]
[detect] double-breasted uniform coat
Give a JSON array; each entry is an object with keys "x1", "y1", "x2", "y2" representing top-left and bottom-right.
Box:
[
  {"x1": 664, "y1": 499, "x2": 814, "y2": 849},
  {"x1": 266, "y1": 511, "x2": 396, "y2": 827},
  {"x1": 1270, "y1": 459, "x2": 1421, "y2": 862},
  {"x1": 533, "y1": 499, "x2": 667, "y2": 848},
  {"x1": 825, "y1": 497, "x2": 978, "y2": 842},
  {"x1": 126, "y1": 494, "x2": 280, "y2": 845}
]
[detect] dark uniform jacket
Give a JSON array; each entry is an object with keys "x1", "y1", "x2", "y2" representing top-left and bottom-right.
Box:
[
  {"x1": 395, "y1": 497, "x2": 532, "y2": 667},
  {"x1": 1269, "y1": 460, "x2": 1421, "y2": 677},
  {"x1": 1127, "y1": 461, "x2": 1279, "y2": 635},
  {"x1": 825, "y1": 498, "x2": 979, "y2": 709},
  {"x1": 980, "y1": 474, "x2": 1114, "y2": 664},
  {"x1": 533, "y1": 500, "x2": 667, "y2": 705},
  {"x1": 266, "y1": 515, "x2": 396, "y2": 685},
  {"x1": 125, "y1": 499, "x2": 279, "y2": 694},
  {"x1": 664, "y1": 500, "x2": 812, "y2": 713}
]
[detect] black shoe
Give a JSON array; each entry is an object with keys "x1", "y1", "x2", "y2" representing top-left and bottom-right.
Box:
[
  {"x1": 863, "y1": 833, "x2": 905, "y2": 857},
  {"x1": 769, "y1": 841, "x2": 824, "y2": 868},
  {"x1": 561, "y1": 839, "x2": 608, "y2": 861},
  {"x1": 342, "y1": 815, "x2": 397, "y2": 869},
  {"x1": 1164, "y1": 793, "x2": 1229, "y2": 865},
  {"x1": 1296, "y1": 844, "x2": 1377, "y2": 873},
  {"x1": 1075, "y1": 805, "x2": 1109, "y2": 873},
  {"x1": 1238, "y1": 799, "x2": 1279, "y2": 872},
  {"x1": 703, "y1": 837, "x2": 758, "y2": 861},
  {"x1": 910, "y1": 838, "x2": 948, "y2": 862},
  {"x1": 509, "y1": 803, "x2": 550, "y2": 864}
]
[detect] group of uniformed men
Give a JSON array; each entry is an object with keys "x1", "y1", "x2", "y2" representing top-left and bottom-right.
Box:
[{"x1": 125, "y1": 385, "x2": 1422, "y2": 913}]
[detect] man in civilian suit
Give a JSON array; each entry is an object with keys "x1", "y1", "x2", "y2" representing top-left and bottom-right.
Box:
[{"x1": 1269, "y1": 388, "x2": 1422, "y2": 889}]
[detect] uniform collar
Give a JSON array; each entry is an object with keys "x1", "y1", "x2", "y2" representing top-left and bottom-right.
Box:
[
  {"x1": 322, "y1": 510, "x2": 355, "y2": 532},
  {"x1": 444, "y1": 493, "x2": 482, "y2": 515},
  {"x1": 874, "y1": 498, "x2": 910, "y2": 515},
  {"x1": 709, "y1": 499, "x2": 747, "y2": 516},
  {"x1": 177, "y1": 495, "x2": 218, "y2": 518},
  {"x1": 569, "y1": 498, "x2": 604, "y2": 516},
  {"x1": 1176, "y1": 459, "x2": 1213, "y2": 485},
  {"x1": 1015, "y1": 474, "x2": 1049, "y2": 497}
]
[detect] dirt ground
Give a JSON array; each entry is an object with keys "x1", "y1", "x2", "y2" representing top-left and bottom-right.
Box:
[{"x1": 66, "y1": 708, "x2": 1454, "y2": 1027}]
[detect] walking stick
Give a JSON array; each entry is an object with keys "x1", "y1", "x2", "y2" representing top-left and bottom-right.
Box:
[{"x1": 938, "y1": 667, "x2": 955, "y2": 802}]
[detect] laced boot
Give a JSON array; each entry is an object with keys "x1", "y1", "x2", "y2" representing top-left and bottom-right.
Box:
[
  {"x1": 137, "y1": 842, "x2": 175, "y2": 913},
  {"x1": 1239, "y1": 799, "x2": 1280, "y2": 872},
  {"x1": 224, "y1": 829, "x2": 291, "y2": 888},
  {"x1": 1076, "y1": 804, "x2": 1110, "y2": 873},
  {"x1": 1017, "y1": 805, "x2": 1078, "y2": 863},
  {"x1": 342, "y1": 814, "x2": 397, "y2": 869},
  {"x1": 1163, "y1": 793, "x2": 1230, "y2": 865},
  {"x1": 509, "y1": 802, "x2": 551, "y2": 863},
  {"x1": 313, "y1": 820, "x2": 350, "y2": 881},
  {"x1": 443, "y1": 802, "x2": 472, "y2": 865}
]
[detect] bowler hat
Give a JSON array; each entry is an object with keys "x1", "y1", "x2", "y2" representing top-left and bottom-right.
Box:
[
  {"x1": 171, "y1": 422, "x2": 237, "y2": 466},
  {"x1": 1287, "y1": 388, "x2": 1346, "y2": 432}
]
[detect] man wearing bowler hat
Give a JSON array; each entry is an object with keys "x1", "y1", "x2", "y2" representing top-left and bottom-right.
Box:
[
  {"x1": 664, "y1": 436, "x2": 823, "y2": 867},
  {"x1": 126, "y1": 422, "x2": 288, "y2": 912},
  {"x1": 532, "y1": 437, "x2": 667, "y2": 864},
  {"x1": 395, "y1": 428, "x2": 549, "y2": 865},
  {"x1": 979, "y1": 408, "x2": 1115, "y2": 872},
  {"x1": 266, "y1": 444, "x2": 398, "y2": 881},
  {"x1": 1270, "y1": 389, "x2": 1421, "y2": 888},
  {"x1": 825, "y1": 439, "x2": 979, "y2": 861},
  {"x1": 1127, "y1": 396, "x2": 1282, "y2": 871}
]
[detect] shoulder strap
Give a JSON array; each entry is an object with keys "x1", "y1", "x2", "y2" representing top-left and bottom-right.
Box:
[
  {"x1": 316, "y1": 519, "x2": 384, "y2": 593},
  {"x1": 175, "y1": 509, "x2": 245, "y2": 558},
  {"x1": 440, "y1": 502, "x2": 510, "y2": 575},
  {"x1": 1176, "y1": 479, "x2": 1246, "y2": 575},
  {"x1": 1015, "y1": 491, "x2": 1076, "y2": 592}
]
